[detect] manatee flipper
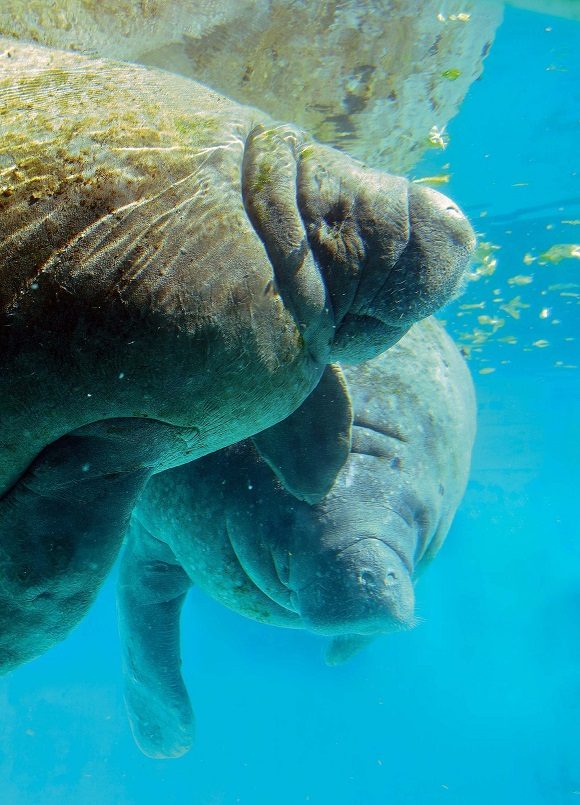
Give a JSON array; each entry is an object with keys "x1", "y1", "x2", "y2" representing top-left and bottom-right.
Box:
[
  {"x1": 118, "y1": 518, "x2": 193, "y2": 759},
  {"x1": 324, "y1": 634, "x2": 376, "y2": 666},
  {"x1": 0, "y1": 426, "x2": 152, "y2": 675},
  {"x1": 252, "y1": 364, "x2": 352, "y2": 504}
]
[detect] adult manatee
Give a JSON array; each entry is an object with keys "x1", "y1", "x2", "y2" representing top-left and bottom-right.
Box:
[
  {"x1": 119, "y1": 318, "x2": 476, "y2": 758},
  {"x1": 0, "y1": 40, "x2": 474, "y2": 673}
]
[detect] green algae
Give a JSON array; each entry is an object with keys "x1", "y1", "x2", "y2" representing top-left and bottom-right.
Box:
[{"x1": 173, "y1": 115, "x2": 219, "y2": 142}]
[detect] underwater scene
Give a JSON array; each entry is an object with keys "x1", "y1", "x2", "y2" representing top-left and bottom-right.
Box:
[{"x1": 0, "y1": 2, "x2": 578, "y2": 803}]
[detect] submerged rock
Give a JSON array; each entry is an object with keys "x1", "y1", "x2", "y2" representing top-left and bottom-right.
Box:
[{"x1": 0, "y1": 0, "x2": 503, "y2": 171}]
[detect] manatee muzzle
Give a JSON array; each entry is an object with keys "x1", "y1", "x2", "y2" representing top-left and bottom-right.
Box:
[
  {"x1": 292, "y1": 537, "x2": 415, "y2": 636},
  {"x1": 244, "y1": 134, "x2": 474, "y2": 364},
  {"x1": 360, "y1": 183, "x2": 476, "y2": 327},
  {"x1": 317, "y1": 173, "x2": 475, "y2": 362}
]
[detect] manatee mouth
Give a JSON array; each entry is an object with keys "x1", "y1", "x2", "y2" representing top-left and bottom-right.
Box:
[
  {"x1": 331, "y1": 185, "x2": 475, "y2": 363},
  {"x1": 330, "y1": 312, "x2": 411, "y2": 362}
]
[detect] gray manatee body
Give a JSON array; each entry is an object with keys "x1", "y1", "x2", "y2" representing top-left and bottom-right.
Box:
[
  {"x1": 119, "y1": 318, "x2": 476, "y2": 757},
  {"x1": 0, "y1": 40, "x2": 475, "y2": 674}
]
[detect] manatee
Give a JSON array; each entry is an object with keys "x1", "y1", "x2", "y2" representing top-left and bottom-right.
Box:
[
  {"x1": 0, "y1": 40, "x2": 475, "y2": 673},
  {"x1": 118, "y1": 317, "x2": 476, "y2": 758}
]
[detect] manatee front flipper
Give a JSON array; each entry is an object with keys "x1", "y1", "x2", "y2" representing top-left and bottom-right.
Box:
[
  {"x1": 0, "y1": 425, "x2": 152, "y2": 674},
  {"x1": 324, "y1": 635, "x2": 376, "y2": 666},
  {"x1": 252, "y1": 364, "x2": 352, "y2": 504},
  {"x1": 118, "y1": 518, "x2": 193, "y2": 759}
]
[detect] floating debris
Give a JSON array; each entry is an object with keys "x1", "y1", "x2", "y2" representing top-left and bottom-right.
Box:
[
  {"x1": 468, "y1": 240, "x2": 500, "y2": 281},
  {"x1": 449, "y1": 13, "x2": 471, "y2": 22},
  {"x1": 538, "y1": 243, "x2": 580, "y2": 265},
  {"x1": 548, "y1": 283, "x2": 579, "y2": 291},
  {"x1": 459, "y1": 302, "x2": 485, "y2": 310},
  {"x1": 523, "y1": 253, "x2": 536, "y2": 266},
  {"x1": 562, "y1": 220, "x2": 580, "y2": 226},
  {"x1": 532, "y1": 339, "x2": 550, "y2": 348},
  {"x1": 499, "y1": 296, "x2": 530, "y2": 319},
  {"x1": 478, "y1": 367, "x2": 496, "y2": 375},
  {"x1": 413, "y1": 174, "x2": 451, "y2": 185},
  {"x1": 539, "y1": 307, "x2": 551, "y2": 319},
  {"x1": 441, "y1": 68, "x2": 462, "y2": 81},
  {"x1": 427, "y1": 125, "x2": 449, "y2": 150},
  {"x1": 459, "y1": 328, "x2": 490, "y2": 346},
  {"x1": 498, "y1": 335, "x2": 518, "y2": 344},
  {"x1": 508, "y1": 274, "x2": 533, "y2": 286},
  {"x1": 512, "y1": 182, "x2": 529, "y2": 187},
  {"x1": 477, "y1": 315, "x2": 505, "y2": 333}
]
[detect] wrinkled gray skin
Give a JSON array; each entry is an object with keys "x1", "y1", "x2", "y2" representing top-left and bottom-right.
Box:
[
  {"x1": 119, "y1": 318, "x2": 476, "y2": 758},
  {"x1": 0, "y1": 40, "x2": 475, "y2": 675}
]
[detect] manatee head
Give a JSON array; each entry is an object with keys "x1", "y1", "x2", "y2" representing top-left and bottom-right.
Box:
[
  {"x1": 286, "y1": 492, "x2": 418, "y2": 637},
  {"x1": 295, "y1": 144, "x2": 476, "y2": 362},
  {"x1": 275, "y1": 316, "x2": 476, "y2": 640}
]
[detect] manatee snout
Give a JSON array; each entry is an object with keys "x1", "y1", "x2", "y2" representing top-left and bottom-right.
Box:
[
  {"x1": 357, "y1": 182, "x2": 476, "y2": 331},
  {"x1": 293, "y1": 538, "x2": 415, "y2": 636},
  {"x1": 297, "y1": 147, "x2": 476, "y2": 362}
]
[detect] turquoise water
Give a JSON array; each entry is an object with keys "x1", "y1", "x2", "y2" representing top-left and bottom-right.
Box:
[{"x1": 0, "y1": 7, "x2": 579, "y2": 804}]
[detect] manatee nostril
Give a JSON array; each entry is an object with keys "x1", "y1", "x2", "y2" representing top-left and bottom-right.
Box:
[
  {"x1": 324, "y1": 198, "x2": 350, "y2": 229},
  {"x1": 385, "y1": 570, "x2": 398, "y2": 584},
  {"x1": 359, "y1": 570, "x2": 375, "y2": 587}
]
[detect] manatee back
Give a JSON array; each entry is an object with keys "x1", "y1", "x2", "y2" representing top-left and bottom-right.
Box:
[
  {"x1": 341, "y1": 317, "x2": 476, "y2": 569},
  {"x1": 0, "y1": 40, "x2": 315, "y2": 496},
  {"x1": 0, "y1": 38, "x2": 256, "y2": 308}
]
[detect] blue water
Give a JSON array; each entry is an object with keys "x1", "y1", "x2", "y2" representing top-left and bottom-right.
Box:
[{"x1": 1, "y1": 7, "x2": 579, "y2": 804}]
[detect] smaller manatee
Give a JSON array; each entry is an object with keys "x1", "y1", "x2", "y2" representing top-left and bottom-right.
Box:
[{"x1": 118, "y1": 318, "x2": 476, "y2": 758}]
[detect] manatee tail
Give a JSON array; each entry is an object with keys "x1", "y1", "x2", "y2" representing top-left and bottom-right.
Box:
[
  {"x1": 324, "y1": 634, "x2": 376, "y2": 666},
  {"x1": 117, "y1": 517, "x2": 194, "y2": 759}
]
